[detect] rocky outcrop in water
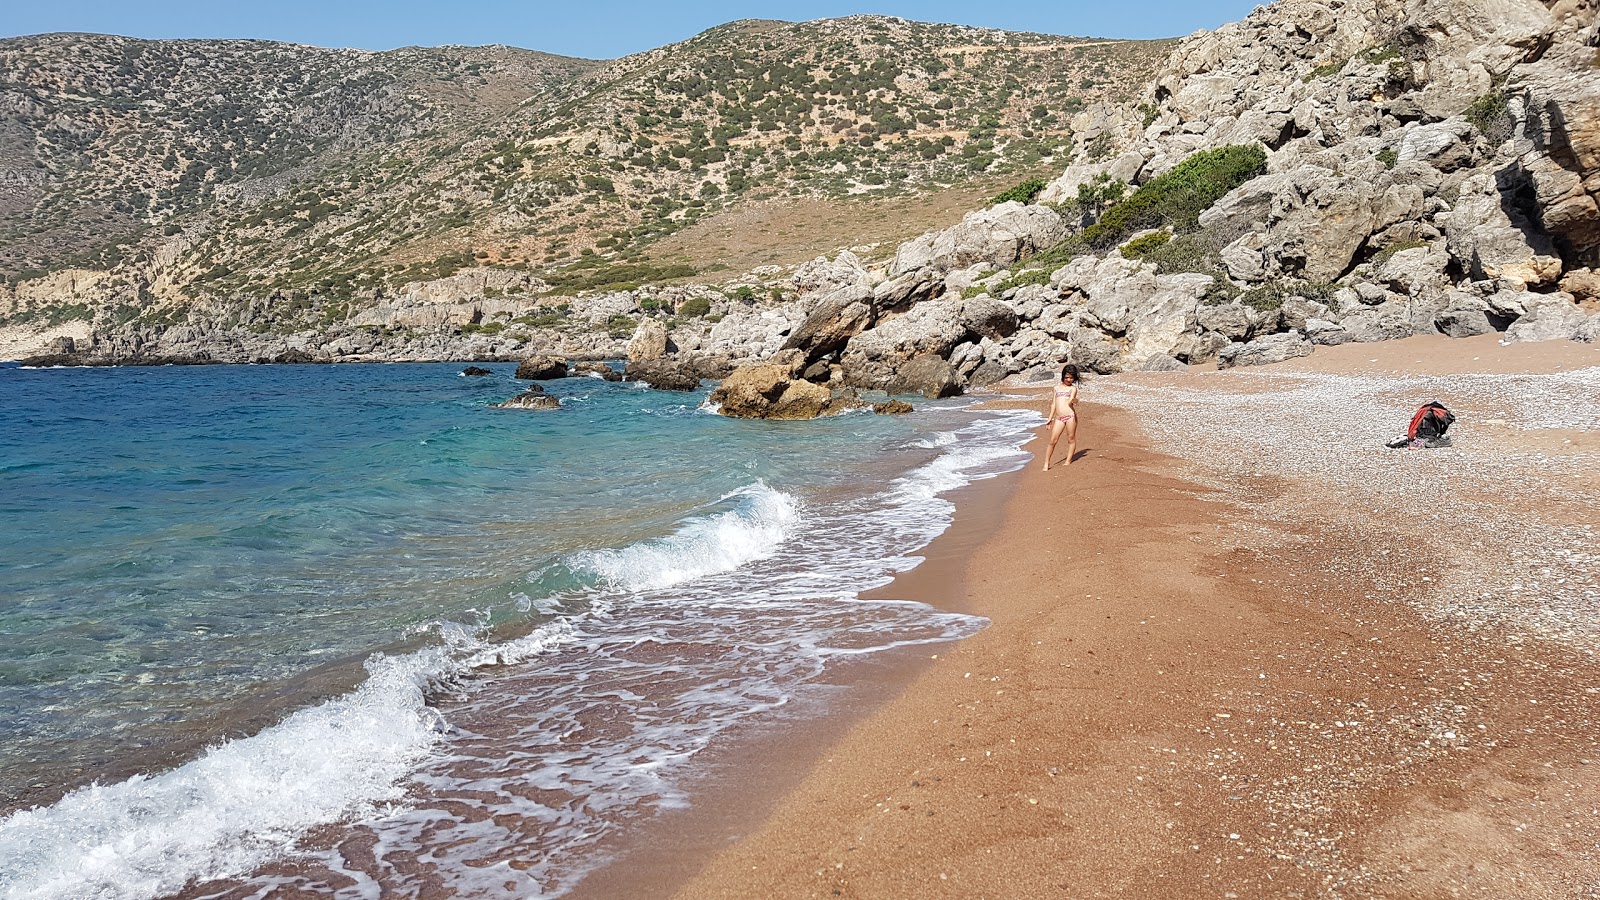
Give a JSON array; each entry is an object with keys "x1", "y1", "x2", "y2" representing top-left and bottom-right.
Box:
[
  {"x1": 495, "y1": 390, "x2": 561, "y2": 410},
  {"x1": 515, "y1": 356, "x2": 568, "y2": 380},
  {"x1": 708, "y1": 350, "x2": 862, "y2": 420}
]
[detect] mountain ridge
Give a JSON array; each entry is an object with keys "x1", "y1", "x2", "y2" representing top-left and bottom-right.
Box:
[{"x1": 0, "y1": 17, "x2": 1171, "y2": 335}]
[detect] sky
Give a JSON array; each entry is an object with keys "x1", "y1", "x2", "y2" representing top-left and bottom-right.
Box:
[{"x1": 0, "y1": 1, "x2": 1262, "y2": 58}]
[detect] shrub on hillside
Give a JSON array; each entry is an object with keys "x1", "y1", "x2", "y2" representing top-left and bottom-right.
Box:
[
  {"x1": 680, "y1": 296, "x2": 712, "y2": 317},
  {"x1": 1081, "y1": 144, "x2": 1268, "y2": 249},
  {"x1": 1119, "y1": 231, "x2": 1171, "y2": 259},
  {"x1": 992, "y1": 177, "x2": 1049, "y2": 205}
]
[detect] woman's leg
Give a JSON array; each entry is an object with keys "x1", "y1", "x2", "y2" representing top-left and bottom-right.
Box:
[
  {"x1": 1044, "y1": 419, "x2": 1065, "y2": 471},
  {"x1": 1064, "y1": 417, "x2": 1079, "y2": 465}
]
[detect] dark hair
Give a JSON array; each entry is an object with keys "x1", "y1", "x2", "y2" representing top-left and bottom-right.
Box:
[{"x1": 1060, "y1": 363, "x2": 1080, "y2": 383}]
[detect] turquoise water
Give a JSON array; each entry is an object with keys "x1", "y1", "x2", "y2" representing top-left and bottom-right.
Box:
[{"x1": 0, "y1": 361, "x2": 1037, "y2": 899}]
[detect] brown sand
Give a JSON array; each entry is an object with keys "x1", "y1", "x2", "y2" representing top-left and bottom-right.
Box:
[{"x1": 663, "y1": 336, "x2": 1600, "y2": 900}]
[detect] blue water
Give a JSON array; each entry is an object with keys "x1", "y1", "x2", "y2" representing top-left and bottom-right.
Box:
[{"x1": 0, "y1": 361, "x2": 1037, "y2": 899}]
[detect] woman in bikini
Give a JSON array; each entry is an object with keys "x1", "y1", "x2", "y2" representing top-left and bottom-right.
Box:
[{"x1": 1042, "y1": 363, "x2": 1080, "y2": 472}]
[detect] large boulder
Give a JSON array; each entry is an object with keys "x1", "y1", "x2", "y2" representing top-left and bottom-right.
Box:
[
  {"x1": 781, "y1": 283, "x2": 876, "y2": 363},
  {"x1": 1505, "y1": 293, "x2": 1587, "y2": 341},
  {"x1": 627, "y1": 318, "x2": 669, "y2": 362},
  {"x1": 624, "y1": 358, "x2": 700, "y2": 391},
  {"x1": 885, "y1": 355, "x2": 962, "y2": 399},
  {"x1": 572, "y1": 361, "x2": 625, "y2": 382},
  {"x1": 959, "y1": 295, "x2": 1020, "y2": 341},
  {"x1": 838, "y1": 298, "x2": 967, "y2": 384},
  {"x1": 709, "y1": 351, "x2": 855, "y2": 420},
  {"x1": 1200, "y1": 165, "x2": 1423, "y2": 283},
  {"x1": 1217, "y1": 332, "x2": 1314, "y2": 368},
  {"x1": 889, "y1": 202, "x2": 1067, "y2": 278},
  {"x1": 515, "y1": 355, "x2": 568, "y2": 380},
  {"x1": 1517, "y1": 62, "x2": 1600, "y2": 263},
  {"x1": 793, "y1": 251, "x2": 871, "y2": 295},
  {"x1": 1435, "y1": 292, "x2": 1497, "y2": 337},
  {"x1": 1396, "y1": 120, "x2": 1480, "y2": 173}
]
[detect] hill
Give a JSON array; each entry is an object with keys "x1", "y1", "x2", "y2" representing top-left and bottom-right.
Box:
[{"x1": 0, "y1": 18, "x2": 1172, "y2": 342}]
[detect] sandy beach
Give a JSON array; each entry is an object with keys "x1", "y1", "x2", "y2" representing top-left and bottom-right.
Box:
[{"x1": 653, "y1": 334, "x2": 1600, "y2": 899}]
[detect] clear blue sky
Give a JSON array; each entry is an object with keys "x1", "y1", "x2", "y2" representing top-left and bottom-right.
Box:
[{"x1": 0, "y1": 1, "x2": 1260, "y2": 58}]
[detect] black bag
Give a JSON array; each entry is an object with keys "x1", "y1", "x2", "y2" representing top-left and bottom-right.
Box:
[
  {"x1": 1408, "y1": 401, "x2": 1455, "y2": 441},
  {"x1": 1387, "y1": 401, "x2": 1456, "y2": 449}
]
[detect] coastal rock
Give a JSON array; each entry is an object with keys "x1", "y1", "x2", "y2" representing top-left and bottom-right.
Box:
[
  {"x1": 873, "y1": 399, "x2": 915, "y2": 415},
  {"x1": 495, "y1": 391, "x2": 560, "y2": 410},
  {"x1": 625, "y1": 358, "x2": 702, "y2": 391},
  {"x1": 626, "y1": 318, "x2": 670, "y2": 362},
  {"x1": 1559, "y1": 268, "x2": 1600, "y2": 303},
  {"x1": 1129, "y1": 353, "x2": 1189, "y2": 372},
  {"x1": 781, "y1": 283, "x2": 876, "y2": 363},
  {"x1": 460, "y1": 366, "x2": 493, "y2": 376},
  {"x1": 572, "y1": 361, "x2": 625, "y2": 382},
  {"x1": 1504, "y1": 293, "x2": 1587, "y2": 341},
  {"x1": 709, "y1": 350, "x2": 852, "y2": 420},
  {"x1": 838, "y1": 298, "x2": 967, "y2": 387},
  {"x1": 1443, "y1": 172, "x2": 1565, "y2": 289},
  {"x1": 515, "y1": 355, "x2": 569, "y2": 380},
  {"x1": 1217, "y1": 332, "x2": 1314, "y2": 368},
  {"x1": 884, "y1": 355, "x2": 962, "y2": 399},
  {"x1": 792, "y1": 251, "x2": 871, "y2": 295}
]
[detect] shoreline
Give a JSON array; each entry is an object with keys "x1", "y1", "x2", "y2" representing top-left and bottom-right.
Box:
[
  {"x1": 565, "y1": 435, "x2": 1034, "y2": 900},
  {"x1": 653, "y1": 336, "x2": 1600, "y2": 898}
]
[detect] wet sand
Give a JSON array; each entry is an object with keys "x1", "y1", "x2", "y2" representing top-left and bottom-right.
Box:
[{"x1": 663, "y1": 335, "x2": 1600, "y2": 899}]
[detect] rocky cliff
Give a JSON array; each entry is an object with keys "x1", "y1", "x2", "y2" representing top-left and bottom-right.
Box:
[{"x1": 751, "y1": 0, "x2": 1600, "y2": 397}]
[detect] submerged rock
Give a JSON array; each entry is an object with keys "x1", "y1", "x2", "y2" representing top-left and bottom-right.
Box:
[
  {"x1": 572, "y1": 361, "x2": 625, "y2": 382},
  {"x1": 495, "y1": 390, "x2": 560, "y2": 410},
  {"x1": 872, "y1": 400, "x2": 914, "y2": 415},
  {"x1": 461, "y1": 366, "x2": 493, "y2": 376}
]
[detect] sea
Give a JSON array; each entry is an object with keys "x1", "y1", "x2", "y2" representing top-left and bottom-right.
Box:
[{"x1": 0, "y1": 361, "x2": 1038, "y2": 899}]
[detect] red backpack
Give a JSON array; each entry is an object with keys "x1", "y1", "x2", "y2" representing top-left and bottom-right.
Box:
[{"x1": 1407, "y1": 401, "x2": 1456, "y2": 441}]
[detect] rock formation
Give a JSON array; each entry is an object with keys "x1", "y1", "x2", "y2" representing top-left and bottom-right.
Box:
[
  {"x1": 708, "y1": 350, "x2": 862, "y2": 420},
  {"x1": 515, "y1": 356, "x2": 569, "y2": 380}
]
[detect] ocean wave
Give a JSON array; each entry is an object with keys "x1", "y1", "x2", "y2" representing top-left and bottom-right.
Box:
[{"x1": 565, "y1": 483, "x2": 800, "y2": 592}]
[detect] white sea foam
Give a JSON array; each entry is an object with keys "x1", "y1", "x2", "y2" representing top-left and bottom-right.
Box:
[
  {"x1": 0, "y1": 623, "x2": 575, "y2": 900},
  {"x1": 566, "y1": 483, "x2": 800, "y2": 592}
]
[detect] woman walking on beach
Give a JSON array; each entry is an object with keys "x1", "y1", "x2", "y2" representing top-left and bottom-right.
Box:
[{"x1": 1043, "y1": 364, "x2": 1080, "y2": 472}]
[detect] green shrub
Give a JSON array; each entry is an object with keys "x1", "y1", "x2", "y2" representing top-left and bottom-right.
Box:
[
  {"x1": 605, "y1": 314, "x2": 637, "y2": 338},
  {"x1": 1119, "y1": 231, "x2": 1172, "y2": 259},
  {"x1": 1464, "y1": 93, "x2": 1511, "y2": 141},
  {"x1": 1140, "y1": 230, "x2": 1223, "y2": 275},
  {"x1": 680, "y1": 296, "x2": 712, "y2": 317},
  {"x1": 1081, "y1": 144, "x2": 1268, "y2": 249},
  {"x1": 1234, "y1": 281, "x2": 1340, "y2": 311},
  {"x1": 1025, "y1": 234, "x2": 1090, "y2": 272},
  {"x1": 992, "y1": 177, "x2": 1049, "y2": 205},
  {"x1": 1369, "y1": 240, "x2": 1428, "y2": 268},
  {"x1": 1376, "y1": 147, "x2": 1399, "y2": 170},
  {"x1": 1304, "y1": 58, "x2": 1348, "y2": 82}
]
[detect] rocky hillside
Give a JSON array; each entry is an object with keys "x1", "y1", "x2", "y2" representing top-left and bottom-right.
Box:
[
  {"x1": 721, "y1": 0, "x2": 1600, "y2": 411},
  {"x1": 0, "y1": 18, "x2": 1171, "y2": 355}
]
